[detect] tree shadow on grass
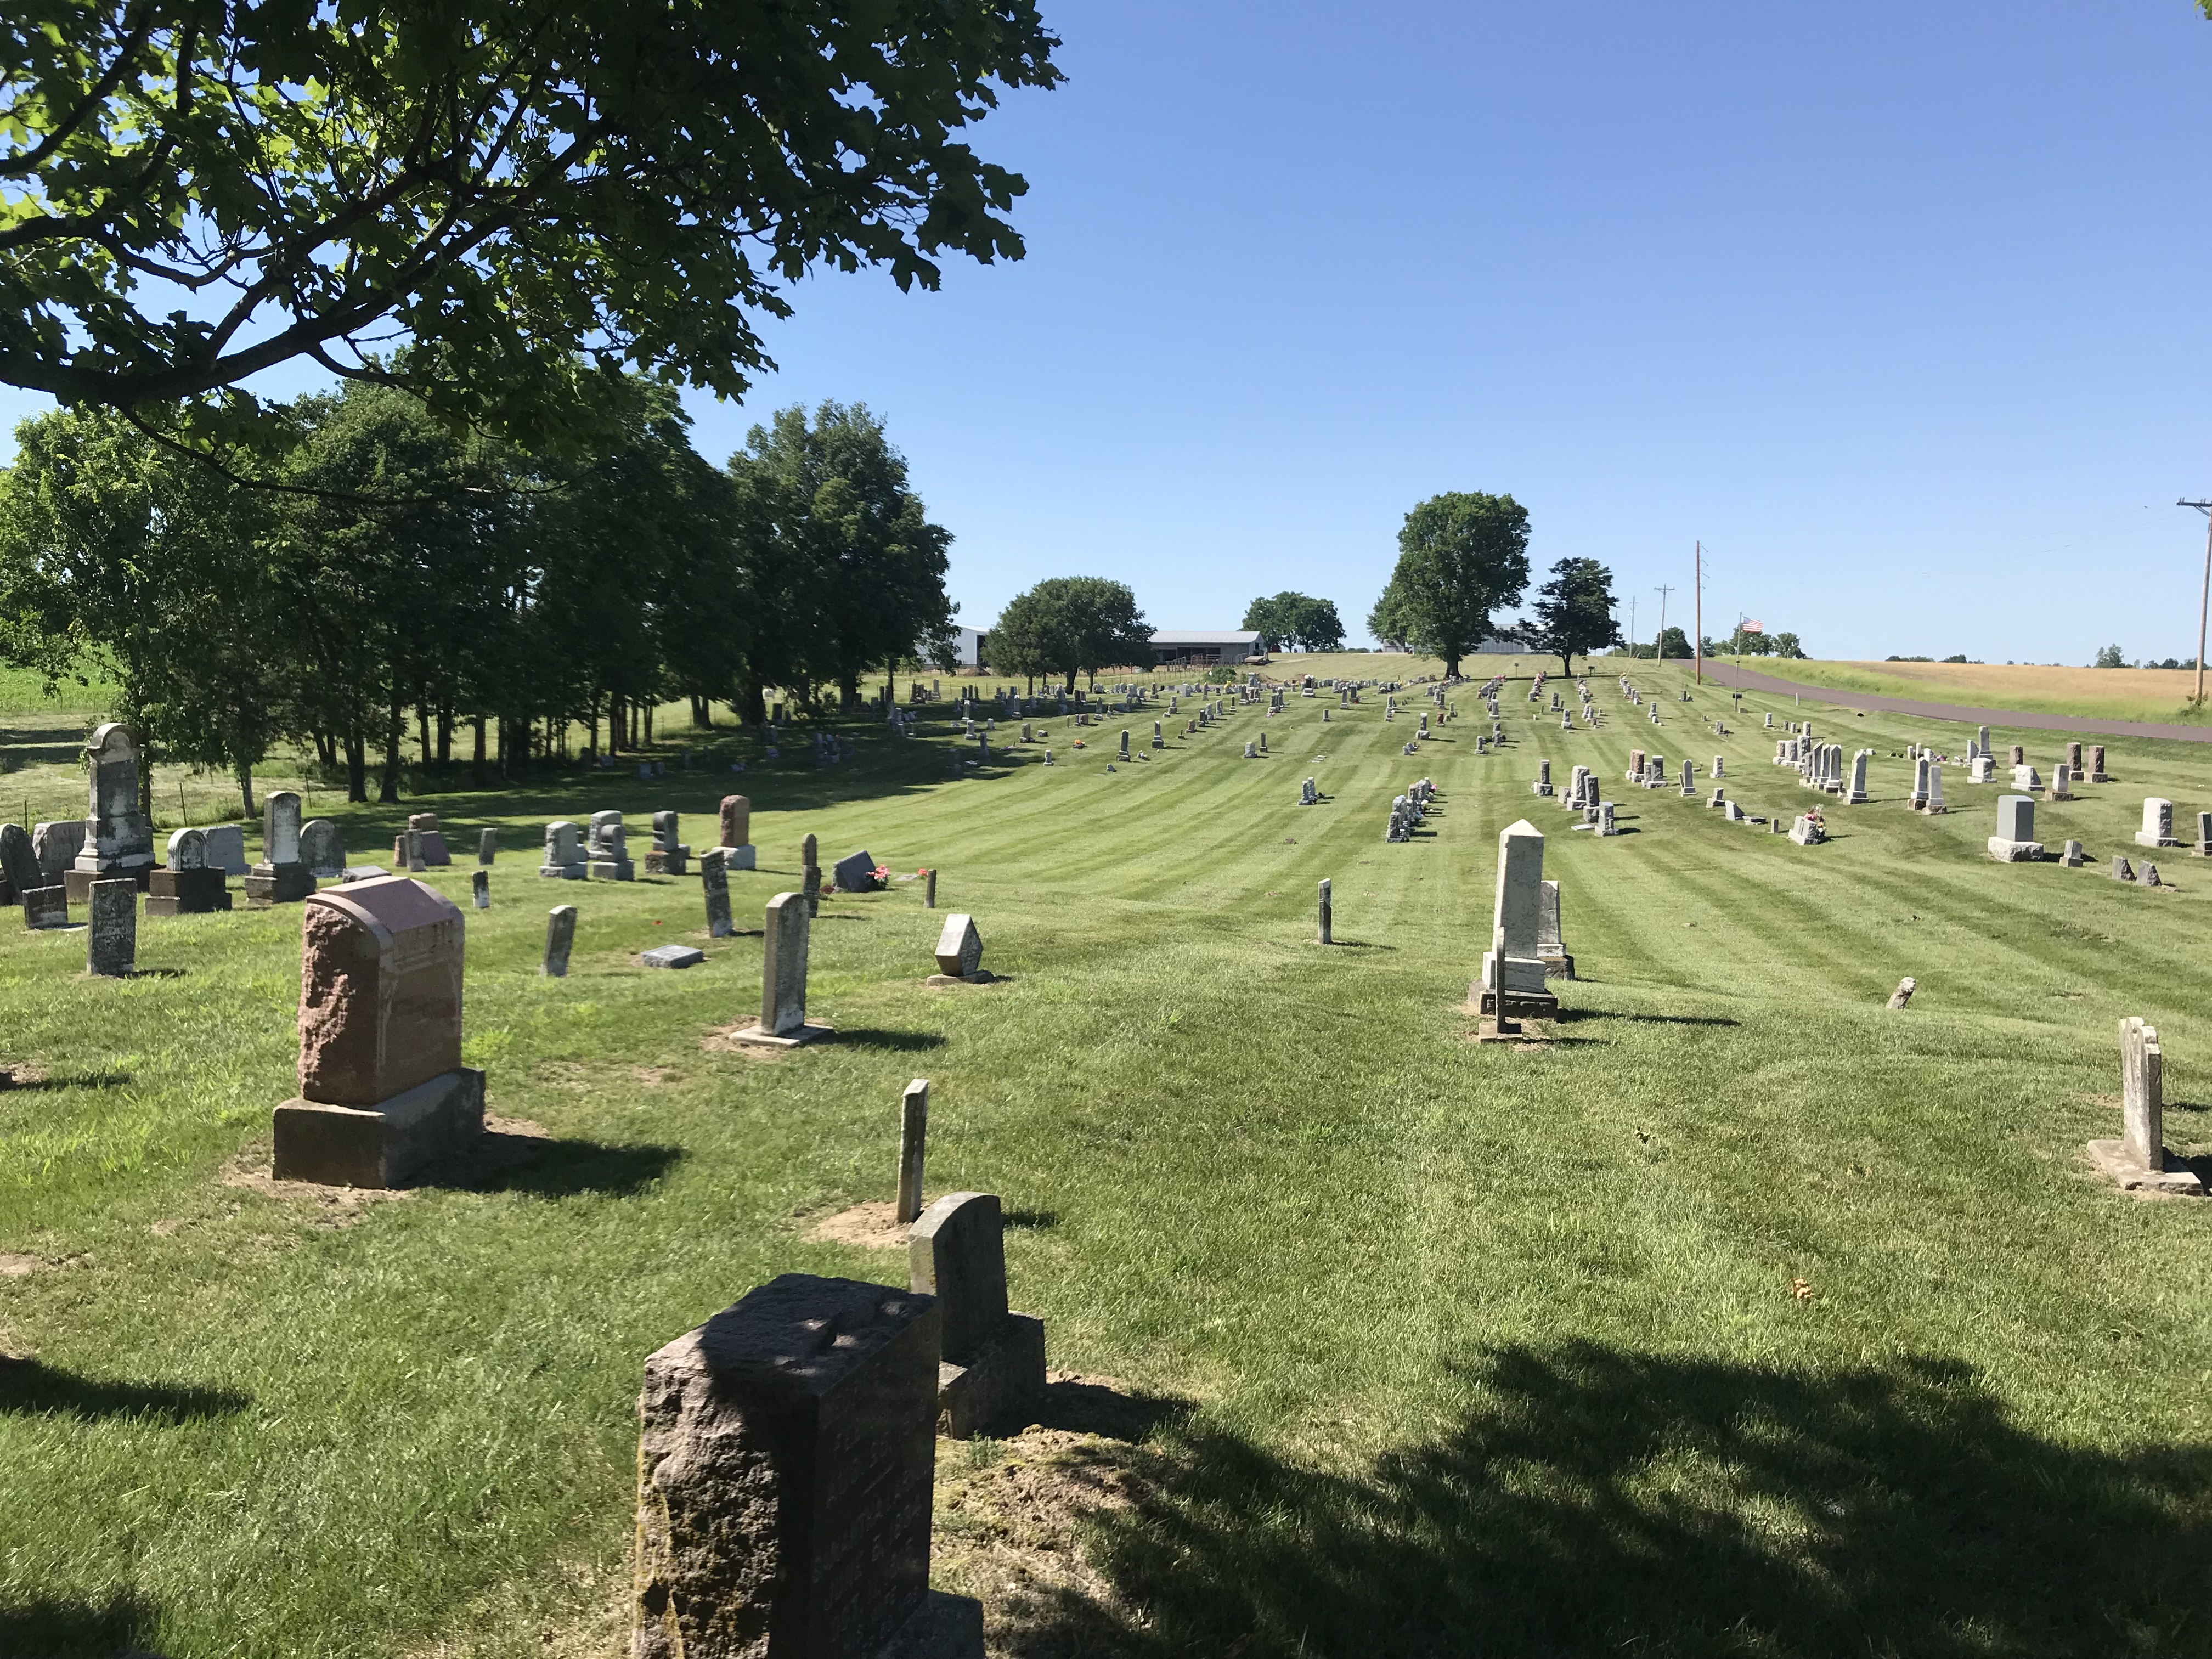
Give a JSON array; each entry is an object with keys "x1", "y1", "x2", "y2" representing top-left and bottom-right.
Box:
[
  {"x1": 1013, "y1": 1342, "x2": 2212, "y2": 1657},
  {"x1": 0, "y1": 1357, "x2": 249, "y2": 1423},
  {"x1": 0, "y1": 1589, "x2": 161, "y2": 1659},
  {"x1": 834, "y1": 1029, "x2": 948, "y2": 1053}
]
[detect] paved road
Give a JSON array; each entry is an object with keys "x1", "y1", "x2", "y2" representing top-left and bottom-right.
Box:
[{"x1": 1701, "y1": 662, "x2": 2212, "y2": 744}]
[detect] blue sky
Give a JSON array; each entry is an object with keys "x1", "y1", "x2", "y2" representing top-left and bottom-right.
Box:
[{"x1": 5, "y1": 2, "x2": 2208, "y2": 662}]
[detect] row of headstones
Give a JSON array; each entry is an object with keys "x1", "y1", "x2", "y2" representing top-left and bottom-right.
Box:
[{"x1": 1385, "y1": 779, "x2": 1434, "y2": 842}]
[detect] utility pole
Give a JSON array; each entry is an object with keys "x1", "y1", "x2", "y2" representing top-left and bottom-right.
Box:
[
  {"x1": 2183, "y1": 500, "x2": 2212, "y2": 703},
  {"x1": 1627, "y1": 594, "x2": 1638, "y2": 658},
  {"x1": 1654, "y1": 584, "x2": 1675, "y2": 662},
  {"x1": 1694, "y1": 543, "x2": 1703, "y2": 685}
]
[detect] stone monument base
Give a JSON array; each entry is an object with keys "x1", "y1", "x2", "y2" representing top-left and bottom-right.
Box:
[
  {"x1": 643, "y1": 848, "x2": 689, "y2": 876},
  {"x1": 539, "y1": 861, "x2": 586, "y2": 879},
  {"x1": 2085, "y1": 1138, "x2": 2205, "y2": 1196},
  {"x1": 1541, "y1": 952, "x2": 1575, "y2": 981},
  {"x1": 2135, "y1": 832, "x2": 2180, "y2": 849},
  {"x1": 64, "y1": 864, "x2": 153, "y2": 902},
  {"x1": 881, "y1": 1593, "x2": 986, "y2": 1659},
  {"x1": 713, "y1": 843, "x2": 757, "y2": 870},
  {"x1": 726, "y1": 1019, "x2": 836, "y2": 1049},
  {"x1": 1987, "y1": 838, "x2": 2044, "y2": 862},
  {"x1": 146, "y1": 867, "x2": 232, "y2": 916},
  {"x1": 924, "y1": 970, "x2": 1000, "y2": 987},
  {"x1": 273, "y1": 1067, "x2": 485, "y2": 1188},
  {"x1": 588, "y1": 858, "x2": 635, "y2": 881},
  {"x1": 244, "y1": 862, "x2": 315, "y2": 906},
  {"x1": 1474, "y1": 983, "x2": 1560, "y2": 1019},
  {"x1": 937, "y1": 1312, "x2": 1047, "y2": 1439}
]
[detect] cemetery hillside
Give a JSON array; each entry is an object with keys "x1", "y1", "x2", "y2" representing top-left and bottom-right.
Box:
[{"x1": 4, "y1": 656, "x2": 2212, "y2": 1656}]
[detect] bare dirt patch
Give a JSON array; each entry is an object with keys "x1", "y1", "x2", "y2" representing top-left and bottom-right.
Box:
[
  {"x1": 0, "y1": 1253, "x2": 44, "y2": 1278},
  {"x1": 803, "y1": 1199, "x2": 909, "y2": 1250}
]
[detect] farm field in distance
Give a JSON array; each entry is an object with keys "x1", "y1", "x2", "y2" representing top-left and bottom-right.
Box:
[
  {"x1": 1714, "y1": 656, "x2": 2212, "y2": 725},
  {"x1": 4, "y1": 659, "x2": 2212, "y2": 1657}
]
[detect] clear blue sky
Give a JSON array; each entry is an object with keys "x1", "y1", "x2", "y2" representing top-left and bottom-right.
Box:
[{"x1": 5, "y1": 2, "x2": 2208, "y2": 663}]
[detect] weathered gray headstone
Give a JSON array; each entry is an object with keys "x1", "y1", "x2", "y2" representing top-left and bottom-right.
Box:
[
  {"x1": 2062, "y1": 839, "x2": 2085, "y2": 866},
  {"x1": 1989, "y1": 794, "x2": 2041, "y2": 861},
  {"x1": 587, "y1": 810, "x2": 634, "y2": 881},
  {"x1": 22, "y1": 885, "x2": 67, "y2": 929},
  {"x1": 738, "y1": 891, "x2": 823, "y2": 1043},
  {"x1": 245, "y1": 791, "x2": 313, "y2": 906},
  {"x1": 201, "y1": 823, "x2": 246, "y2": 876},
  {"x1": 641, "y1": 944, "x2": 704, "y2": 969},
  {"x1": 832, "y1": 849, "x2": 877, "y2": 895},
  {"x1": 544, "y1": 905, "x2": 578, "y2": 976},
  {"x1": 896, "y1": 1079, "x2": 929, "y2": 1224},
  {"x1": 472, "y1": 870, "x2": 490, "y2": 910},
  {"x1": 2090, "y1": 743, "x2": 2110, "y2": 781},
  {"x1": 32, "y1": 819, "x2": 86, "y2": 883},
  {"x1": 929, "y1": 912, "x2": 984, "y2": 983},
  {"x1": 299, "y1": 819, "x2": 345, "y2": 879},
  {"x1": 2135, "y1": 797, "x2": 2176, "y2": 849},
  {"x1": 0, "y1": 822, "x2": 39, "y2": 899},
  {"x1": 478, "y1": 828, "x2": 498, "y2": 865},
  {"x1": 631, "y1": 1274, "x2": 965, "y2": 1659},
  {"x1": 1480, "y1": 819, "x2": 1554, "y2": 1017},
  {"x1": 714, "y1": 795, "x2": 756, "y2": 870},
  {"x1": 540, "y1": 821, "x2": 586, "y2": 879},
  {"x1": 406, "y1": 811, "x2": 452, "y2": 866},
  {"x1": 1318, "y1": 877, "x2": 1332, "y2": 945},
  {"x1": 910, "y1": 1192, "x2": 1046, "y2": 1440},
  {"x1": 69, "y1": 723, "x2": 156, "y2": 893},
  {"x1": 701, "y1": 849, "x2": 733, "y2": 938},
  {"x1": 802, "y1": 833, "x2": 821, "y2": 918},
  {"x1": 87, "y1": 877, "x2": 136, "y2": 976}
]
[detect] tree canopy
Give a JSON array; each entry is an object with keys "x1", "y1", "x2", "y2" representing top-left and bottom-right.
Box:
[
  {"x1": 1520, "y1": 558, "x2": 1621, "y2": 675},
  {"x1": 1241, "y1": 591, "x2": 1345, "y2": 653},
  {"x1": 1367, "y1": 492, "x2": 1531, "y2": 677},
  {"x1": 0, "y1": 2, "x2": 1060, "y2": 458},
  {"x1": 991, "y1": 577, "x2": 1149, "y2": 691}
]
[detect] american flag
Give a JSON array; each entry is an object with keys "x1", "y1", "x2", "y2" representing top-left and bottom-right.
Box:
[{"x1": 1740, "y1": 619, "x2": 1764, "y2": 634}]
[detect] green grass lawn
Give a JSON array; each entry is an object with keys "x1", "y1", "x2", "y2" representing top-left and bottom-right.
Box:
[{"x1": 5, "y1": 667, "x2": 2212, "y2": 1657}]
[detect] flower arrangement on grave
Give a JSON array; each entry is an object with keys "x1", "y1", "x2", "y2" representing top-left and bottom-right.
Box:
[{"x1": 871, "y1": 862, "x2": 890, "y2": 887}]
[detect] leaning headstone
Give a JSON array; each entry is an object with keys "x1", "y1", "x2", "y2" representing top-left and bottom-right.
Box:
[
  {"x1": 926, "y1": 912, "x2": 988, "y2": 985},
  {"x1": 700, "y1": 849, "x2": 733, "y2": 939},
  {"x1": 1479, "y1": 820, "x2": 1556, "y2": 1023},
  {"x1": 0, "y1": 823, "x2": 37, "y2": 902},
  {"x1": 22, "y1": 884, "x2": 68, "y2": 929},
  {"x1": 631, "y1": 1275, "x2": 973, "y2": 1659},
  {"x1": 543, "y1": 905, "x2": 578, "y2": 975},
  {"x1": 273, "y1": 877, "x2": 482, "y2": 1187},
  {"x1": 2135, "y1": 797, "x2": 2177, "y2": 849},
  {"x1": 540, "y1": 821, "x2": 587, "y2": 880},
  {"x1": 1988, "y1": 794, "x2": 2042, "y2": 862},
  {"x1": 2086, "y1": 1018, "x2": 2204, "y2": 1194},
  {"x1": 245, "y1": 791, "x2": 314, "y2": 906},
  {"x1": 406, "y1": 811, "x2": 452, "y2": 866},
  {"x1": 1887, "y1": 978, "x2": 1916, "y2": 1010},
  {"x1": 300, "y1": 819, "x2": 346, "y2": 879},
  {"x1": 911, "y1": 1192, "x2": 1047, "y2": 1438},
  {"x1": 66, "y1": 722, "x2": 156, "y2": 899},
  {"x1": 831, "y1": 848, "x2": 878, "y2": 896},
  {"x1": 148, "y1": 828, "x2": 231, "y2": 916},
  {"x1": 731, "y1": 892, "x2": 831, "y2": 1046},
  {"x1": 87, "y1": 878, "x2": 136, "y2": 977},
  {"x1": 896, "y1": 1079, "x2": 930, "y2": 1224}
]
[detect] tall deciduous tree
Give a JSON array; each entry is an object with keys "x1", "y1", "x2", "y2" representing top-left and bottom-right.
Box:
[
  {"x1": 1242, "y1": 591, "x2": 1345, "y2": 652},
  {"x1": 0, "y1": 2, "x2": 1062, "y2": 460},
  {"x1": 1367, "y1": 492, "x2": 1531, "y2": 676},
  {"x1": 992, "y1": 578, "x2": 1148, "y2": 691},
  {"x1": 1522, "y1": 558, "x2": 1621, "y2": 675}
]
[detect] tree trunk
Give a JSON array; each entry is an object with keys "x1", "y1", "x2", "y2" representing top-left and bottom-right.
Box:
[
  {"x1": 314, "y1": 730, "x2": 337, "y2": 768},
  {"x1": 1062, "y1": 667, "x2": 1076, "y2": 692},
  {"x1": 1444, "y1": 653, "x2": 1462, "y2": 678},
  {"x1": 740, "y1": 680, "x2": 766, "y2": 723},
  {"x1": 236, "y1": 762, "x2": 255, "y2": 820},
  {"x1": 472, "y1": 716, "x2": 487, "y2": 786},
  {"x1": 437, "y1": 706, "x2": 452, "y2": 765},
  {"x1": 417, "y1": 699, "x2": 432, "y2": 766},
  {"x1": 380, "y1": 689, "x2": 404, "y2": 803},
  {"x1": 606, "y1": 694, "x2": 619, "y2": 755},
  {"x1": 691, "y1": 694, "x2": 710, "y2": 728},
  {"x1": 645, "y1": 701, "x2": 654, "y2": 747},
  {"x1": 345, "y1": 732, "x2": 368, "y2": 803}
]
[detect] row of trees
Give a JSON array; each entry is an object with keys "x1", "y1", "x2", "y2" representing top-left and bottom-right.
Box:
[
  {"x1": 1241, "y1": 592, "x2": 1345, "y2": 653},
  {"x1": 988, "y1": 578, "x2": 1149, "y2": 690},
  {"x1": 0, "y1": 390, "x2": 957, "y2": 808}
]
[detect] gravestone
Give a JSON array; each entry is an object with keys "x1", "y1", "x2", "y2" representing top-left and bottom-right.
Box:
[
  {"x1": 896, "y1": 1079, "x2": 929, "y2": 1224},
  {"x1": 646, "y1": 810, "x2": 689, "y2": 876},
  {"x1": 2113, "y1": 855, "x2": 2136, "y2": 882},
  {"x1": 0, "y1": 822, "x2": 35, "y2": 904},
  {"x1": 2086, "y1": 1017, "x2": 2205, "y2": 1194},
  {"x1": 641, "y1": 944, "x2": 705, "y2": 969},
  {"x1": 2049, "y1": 764, "x2": 2072, "y2": 802},
  {"x1": 832, "y1": 849, "x2": 878, "y2": 896},
  {"x1": 148, "y1": 828, "x2": 231, "y2": 916},
  {"x1": 1788, "y1": 815, "x2": 1824, "y2": 845},
  {"x1": 910, "y1": 1193, "x2": 1047, "y2": 1438},
  {"x1": 1988, "y1": 794, "x2": 2042, "y2": 861},
  {"x1": 1970, "y1": 755, "x2": 1994, "y2": 783},
  {"x1": 479, "y1": 828, "x2": 498, "y2": 865},
  {"x1": 802, "y1": 834, "x2": 821, "y2": 918},
  {"x1": 471, "y1": 870, "x2": 490, "y2": 910},
  {"x1": 1847, "y1": 749, "x2": 1870, "y2": 804},
  {"x1": 731, "y1": 892, "x2": 831, "y2": 1046},
  {"x1": 2198, "y1": 811, "x2": 2212, "y2": 856},
  {"x1": 1479, "y1": 820, "x2": 1556, "y2": 1022},
  {"x1": 1712, "y1": 754, "x2": 1725, "y2": 780},
  {"x1": 245, "y1": 791, "x2": 314, "y2": 906},
  {"x1": 926, "y1": 913, "x2": 987, "y2": 985},
  {"x1": 544, "y1": 905, "x2": 578, "y2": 975},
  {"x1": 1925, "y1": 763, "x2": 1945, "y2": 814},
  {"x1": 1887, "y1": 978, "x2": 1916, "y2": 1010},
  {"x1": 200, "y1": 823, "x2": 247, "y2": 876},
  {"x1": 2007, "y1": 744, "x2": 2024, "y2": 767},
  {"x1": 22, "y1": 884, "x2": 69, "y2": 929},
  {"x1": 2089, "y1": 744, "x2": 2110, "y2": 781},
  {"x1": 87, "y1": 878, "x2": 136, "y2": 976},
  {"x1": 273, "y1": 877, "x2": 483, "y2": 1187},
  {"x1": 540, "y1": 821, "x2": 587, "y2": 879},
  {"x1": 1318, "y1": 877, "x2": 1332, "y2": 945},
  {"x1": 1977, "y1": 725, "x2": 1990, "y2": 755},
  {"x1": 407, "y1": 811, "x2": 452, "y2": 866},
  {"x1": 2135, "y1": 798, "x2": 2177, "y2": 849},
  {"x1": 712, "y1": 795, "x2": 758, "y2": 871},
  {"x1": 2066, "y1": 741, "x2": 2083, "y2": 772},
  {"x1": 66, "y1": 723, "x2": 157, "y2": 899},
  {"x1": 631, "y1": 1275, "x2": 974, "y2": 1659},
  {"x1": 33, "y1": 819, "x2": 87, "y2": 884},
  {"x1": 2144, "y1": 862, "x2": 2164, "y2": 887},
  {"x1": 587, "y1": 810, "x2": 635, "y2": 881},
  {"x1": 300, "y1": 819, "x2": 346, "y2": 879},
  {"x1": 701, "y1": 850, "x2": 733, "y2": 938},
  {"x1": 1537, "y1": 878, "x2": 1573, "y2": 979}
]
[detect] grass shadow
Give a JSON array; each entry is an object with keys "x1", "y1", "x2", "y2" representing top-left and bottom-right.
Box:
[
  {"x1": 0, "y1": 1357, "x2": 249, "y2": 1423},
  {"x1": 1554, "y1": 1009, "x2": 1740, "y2": 1028},
  {"x1": 456, "y1": 1137, "x2": 686, "y2": 1199},
  {"x1": 1032, "y1": 1376, "x2": 1194, "y2": 1442},
  {"x1": 0, "y1": 1070, "x2": 133, "y2": 1091},
  {"x1": 1003, "y1": 1209, "x2": 1058, "y2": 1229},
  {"x1": 1018, "y1": 1342, "x2": 2212, "y2": 1655},
  {"x1": 834, "y1": 1029, "x2": 950, "y2": 1053},
  {"x1": 0, "y1": 1589, "x2": 161, "y2": 1658}
]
